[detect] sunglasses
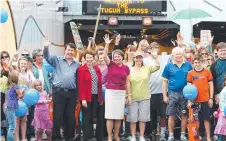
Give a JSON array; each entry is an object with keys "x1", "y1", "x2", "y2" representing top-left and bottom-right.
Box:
[
  {"x1": 22, "y1": 54, "x2": 29, "y2": 57},
  {"x1": 1, "y1": 56, "x2": 9, "y2": 59}
]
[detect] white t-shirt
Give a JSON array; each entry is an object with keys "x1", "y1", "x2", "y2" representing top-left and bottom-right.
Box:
[
  {"x1": 19, "y1": 71, "x2": 36, "y2": 87},
  {"x1": 38, "y1": 69, "x2": 45, "y2": 87},
  {"x1": 143, "y1": 55, "x2": 170, "y2": 95}
]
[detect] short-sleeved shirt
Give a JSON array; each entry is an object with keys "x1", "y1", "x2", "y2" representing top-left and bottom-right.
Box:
[
  {"x1": 130, "y1": 66, "x2": 160, "y2": 100},
  {"x1": 162, "y1": 61, "x2": 192, "y2": 93},
  {"x1": 88, "y1": 67, "x2": 98, "y2": 94},
  {"x1": 0, "y1": 75, "x2": 8, "y2": 93},
  {"x1": 143, "y1": 55, "x2": 170, "y2": 94},
  {"x1": 187, "y1": 68, "x2": 213, "y2": 102},
  {"x1": 106, "y1": 61, "x2": 130, "y2": 90},
  {"x1": 6, "y1": 86, "x2": 20, "y2": 109}
]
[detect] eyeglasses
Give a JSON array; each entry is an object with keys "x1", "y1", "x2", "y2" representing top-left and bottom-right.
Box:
[
  {"x1": 22, "y1": 54, "x2": 29, "y2": 57},
  {"x1": 1, "y1": 56, "x2": 9, "y2": 59},
  {"x1": 201, "y1": 53, "x2": 208, "y2": 56}
]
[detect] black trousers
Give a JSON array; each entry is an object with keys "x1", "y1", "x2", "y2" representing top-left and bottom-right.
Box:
[
  {"x1": 27, "y1": 105, "x2": 35, "y2": 139},
  {"x1": 95, "y1": 103, "x2": 106, "y2": 140},
  {"x1": 82, "y1": 95, "x2": 104, "y2": 141},
  {"x1": 52, "y1": 89, "x2": 77, "y2": 141}
]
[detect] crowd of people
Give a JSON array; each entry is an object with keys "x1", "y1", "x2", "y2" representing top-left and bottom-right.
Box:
[{"x1": 1, "y1": 33, "x2": 226, "y2": 141}]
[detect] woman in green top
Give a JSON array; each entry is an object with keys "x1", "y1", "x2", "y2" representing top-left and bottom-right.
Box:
[{"x1": 127, "y1": 51, "x2": 160, "y2": 141}]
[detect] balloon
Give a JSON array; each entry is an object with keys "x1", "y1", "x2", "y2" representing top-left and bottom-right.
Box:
[
  {"x1": 15, "y1": 101, "x2": 28, "y2": 117},
  {"x1": 102, "y1": 86, "x2": 106, "y2": 100},
  {"x1": 183, "y1": 84, "x2": 198, "y2": 101},
  {"x1": 0, "y1": 8, "x2": 8, "y2": 23},
  {"x1": 224, "y1": 106, "x2": 226, "y2": 116},
  {"x1": 24, "y1": 89, "x2": 40, "y2": 106},
  {"x1": 44, "y1": 63, "x2": 54, "y2": 73}
]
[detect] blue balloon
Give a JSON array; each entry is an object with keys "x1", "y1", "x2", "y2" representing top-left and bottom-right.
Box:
[
  {"x1": 0, "y1": 8, "x2": 8, "y2": 23},
  {"x1": 183, "y1": 84, "x2": 198, "y2": 101},
  {"x1": 15, "y1": 101, "x2": 28, "y2": 117},
  {"x1": 23, "y1": 89, "x2": 40, "y2": 106},
  {"x1": 44, "y1": 63, "x2": 54, "y2": 73},
  {"x1": 102, "y1": 86, "x2": 106, "y2": 100},
  {"x1": 224, "y1": 106, "x2": 226, "y2": 116}
]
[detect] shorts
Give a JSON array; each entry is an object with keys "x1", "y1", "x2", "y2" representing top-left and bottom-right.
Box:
[
  {"x1": 127, "y1": 99, "x2": 150, "y2": 122},
  {"x1": 166, "y1": 92, "x2": 187, "y2": 116},
  {"x1": 192, "y1": 102, "x2": 213, "y2": 121},
  {"x1": 150, "y1": 94, "x2": 166, "y2": 117}
]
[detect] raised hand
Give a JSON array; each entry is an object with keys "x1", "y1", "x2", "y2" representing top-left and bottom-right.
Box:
[
  {"x1": 103, "y1": 34, "x2": 113, "y2": 44},
  {"x1": 208, "y1": 35, "x2": 214, "y2": 44},
  {"x1": 115, "y1": 34, "x2": 121, "y2": 44},
  {"x1": 133, "y1": 41, "x2": 138, "y2": 47},
  {"x1": 177, "y1": 35, "x2": 184, "y2": 46},
  {"x1": 44, "y1": 36, "x2": 51, "y2": 47}
]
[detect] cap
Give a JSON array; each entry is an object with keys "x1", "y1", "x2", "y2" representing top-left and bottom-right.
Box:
[
  {"x1": 134, "y1": 52, "x2": 144, "y2": 57},
  {"x1": 23, "y1": 56, "x2": 33, "y2": 62}
]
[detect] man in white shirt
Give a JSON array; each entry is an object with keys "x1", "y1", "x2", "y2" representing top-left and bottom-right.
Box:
[{"x1": 143, "y1": 42, "x2": 170, "y2": 141}]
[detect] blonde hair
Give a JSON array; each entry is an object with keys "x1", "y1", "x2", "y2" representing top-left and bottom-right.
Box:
[
  {"x1": 8, "y1": 70, "x2": 19, "y2": 86},
  {"x1": 33, "y1": 79, "x2": 42, "y2": 89},
  {"x1": 17, "y1": 57, "x2": 28, "y2": 72}
]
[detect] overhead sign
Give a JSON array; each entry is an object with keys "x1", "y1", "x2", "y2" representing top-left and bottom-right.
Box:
[{"x1": 83, "y1": 0, "x2": 167, "y2": 16}]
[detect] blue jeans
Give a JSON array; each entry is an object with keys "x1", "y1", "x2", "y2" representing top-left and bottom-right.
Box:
[{"x1": 4, "y1": 107, "x2": 15, "y2": 141}]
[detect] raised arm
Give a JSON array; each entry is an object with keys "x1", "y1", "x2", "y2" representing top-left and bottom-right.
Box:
[
  {"x1": 8, "y1": 52, "x2": 20, "y2": 72},
  {"x1": 86, "y1": 38, "x2": 93, "y2": 51},
  {"x1": 43, "y1": 37, "x2": 57, "y2": 67},
  {"x1": 148, "y1": 56, "x2": 160, "y2": 73},
  {"x1": 108, "y1": 34, "x2": 121, "y2": 59},
  {"x1": 103, "y1": 34, "x2": 112, "y2": 66}
]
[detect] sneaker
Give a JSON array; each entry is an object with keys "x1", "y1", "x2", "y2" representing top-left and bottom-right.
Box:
[
  {"x1": 139, "y1": 136, "x2": 146, "y2": 141},
  {"x1": 180, "y1": 135, "x2": 188, "y2": 141},
  {"x1": 125, "y1": 136, "x2": 132, "y2": 141},
  {"x1": 42, "y1": 132, "x2": 47, "y2": 140},
  {"x1": 149, "y1": 133, "x2": 156, "y2": 141},
  {"x1": 29, "y1": 137, "x2": 36, "y2": 141},
  {"x1": 160, "y1": 136, "x2": 166, "y2": 141},
  {"x1": 167, "y1": 136, "x2": 174, "y2": 141},
  {"x1": 130, "y1": 136, "x2": 136, "y2": 141}
]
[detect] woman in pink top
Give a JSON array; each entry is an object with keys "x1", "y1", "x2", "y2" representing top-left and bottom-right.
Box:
[{"x1": 103, "y1": 34, "x2": 131, "y2": 141}]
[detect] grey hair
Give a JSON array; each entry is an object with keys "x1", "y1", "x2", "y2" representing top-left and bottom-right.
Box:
[
  {"x1": 32, "y1": 49, "x2": 43, "y2": 59},
  {"x1": 172, "y1": 47, "x2": 184, "y2": 56}
]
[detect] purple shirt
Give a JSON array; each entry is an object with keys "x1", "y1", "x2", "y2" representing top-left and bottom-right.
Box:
[
  {"x1": 101, "y1": 68, "x2": 108, "y2": 85},
  {"x1": 6, "y1": 86, "x2": 20, "y2": 109},
  {"x1": 106, "y1": 61, "x2": 130, "y2": 90}
]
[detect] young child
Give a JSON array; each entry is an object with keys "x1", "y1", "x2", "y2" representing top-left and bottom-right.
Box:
[
  {"x1": 14, "y1": 57, "x2": 35, "y2": 141},
  {"x1": 4, "y1": 70, "x2": 25, "y2": 141},
  {"x1": 32, "y1": 80, "x2": 52, "y2": 141},
  {"x1": 214, "y1": 75, "x2": 226, "y2": 140},
  {"x1": 187, "y1": 54, "x2": 214, "y2": 141}
]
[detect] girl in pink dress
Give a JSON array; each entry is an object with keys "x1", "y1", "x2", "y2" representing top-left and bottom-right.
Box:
[
  {"x1": 32, "y1": 80, "x2": 52, "y2": 141},
  {"x1": 214, "y1": 76, "x2": 226, "y2": 140}
]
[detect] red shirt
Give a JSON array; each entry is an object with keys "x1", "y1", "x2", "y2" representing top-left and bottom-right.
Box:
[
  {"x1": 105, "y1": 61, "x2": 130, "y2": 90},
  {"x1": 77, "y1": 64, "x2": 103, "y2": 102}
]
